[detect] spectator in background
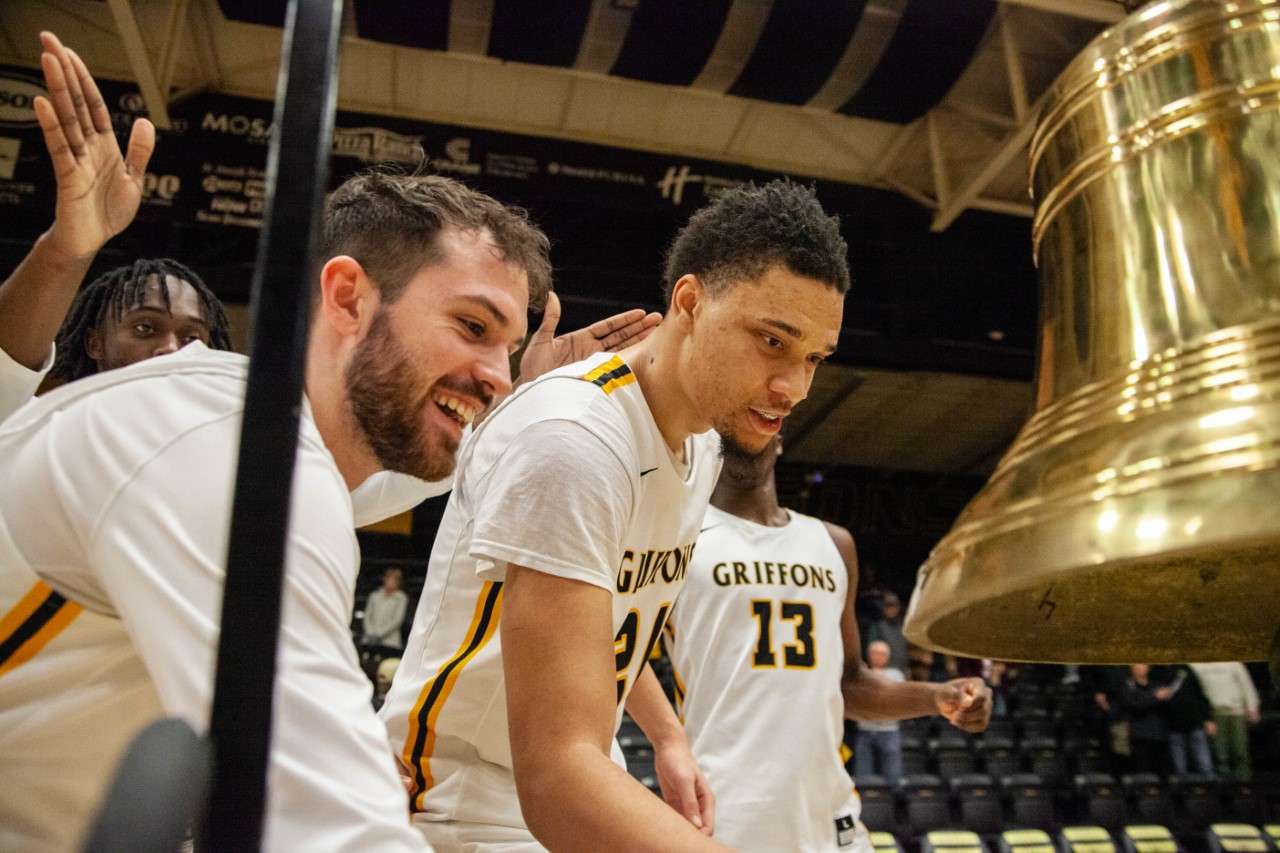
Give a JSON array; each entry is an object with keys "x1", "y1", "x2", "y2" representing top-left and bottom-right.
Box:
[
  {"x1": 1163, "y1": 665, "x2": 1216, "y2": 776},
  {"x1": 362, "y1": 567, "x2": 408, "y2": 652},
  {"x1": 866, "y1": 591, "x2": 909, "y2": 672},
  {"x1": 1121, "y1": 664, "x2": 1172, "y2": 775},
  {"x1": 1191, "y1": 662, "x2": 1261, "y2": 780},
  {"x1": 853, "y1": 641, "x2": 906, "y2": 785}
]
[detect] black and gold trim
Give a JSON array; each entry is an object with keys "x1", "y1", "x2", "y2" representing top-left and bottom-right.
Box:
[
  {"x1": 581, "y1": 356, "x2": 636, "y2": 395},
  {"x1": 0, "y1": 582, "x2": 83, "y2": 678}
]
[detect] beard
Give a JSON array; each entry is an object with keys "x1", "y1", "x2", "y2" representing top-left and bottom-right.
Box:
[
  {"x1": 717, "y1": 427, "x2": 776, "y2": 488},
  {"x1": 345, "y1": 308, "x2": 487, "y2": 483}
]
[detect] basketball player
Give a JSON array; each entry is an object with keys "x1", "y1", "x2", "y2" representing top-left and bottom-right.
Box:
[
  {"x1": 0, "y1": 29, "x2": 569, "y2": 845},
  {"x1": 663, "y1": 437, "x2": 992, "y2": 852},
  {"x1": 380, "y1": 180, "x2": 851, "y2": 852}
]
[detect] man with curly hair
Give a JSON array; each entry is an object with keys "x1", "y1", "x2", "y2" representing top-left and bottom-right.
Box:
[{"x1": 381, "y1": 179, "x2": 850, "y2": 852}]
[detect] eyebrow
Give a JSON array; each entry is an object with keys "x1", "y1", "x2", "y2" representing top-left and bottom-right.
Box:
[
  {"x1": 761, "y1": 317, "x2": 838, "y2": 354},
  {"x1": 457, "y1": 294, "x2": 512, "y2": 329}
]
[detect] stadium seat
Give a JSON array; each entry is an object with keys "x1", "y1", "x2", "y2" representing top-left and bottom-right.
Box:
[
  {"x1": 1121, "y1": 774, "x2": 1175, "y2": 827},
  {"x1": 1058, "y1": 826, "x2": 1118, "y2": 853},
  {"x1": 1265, "y1": 827, "x2": 1279, "y2": 847},
  {"x1": 902, "y1": 717, "x2": 936, "y2": 740},
  {"x1": 904, "y1": 774, "x2": 951, "y2": 836},
  {"x1": 1119, "y1": 824, "x2": 1180, "y2": 853},
  {"x1": 952, "y1": 773, "x2": 1004, "y2": 835},
  {"x1": 1223, "y1": 780, "x2": 1268, "y2": 824},
  {"x1": 922, "y1": 829, "x2": 990, "y2": 853},
  {"x1": 981, "y1": 737, "x2": 1022, "y2": 779},
  {"x1": 1024, "y1": 737, "x2": 1069, "y2": 788},
  {"x1": 1017, "y1": 708, "x2": 1055, "y2": 740},
  {"x1": 1064, "y1": 738, "x2": 1110, "y2": 776},
  {"x1": 902, "y1": 737, "x2": 930, "y2": 776},
  {"x1": 859, "y1": 775, "x2": 900, "y2": 835},
  {"x1": 936, "y1": 741, "x2": 979, "y2": 780},
  {"x1": 871, "y1": 830, "x2": 905, "y2": 853},
  {"x1": 999, "y1": 828, "x2": 1056, "y2": 853},
  {"x1": 1171, "y1": 774, "x2": 1224, "y2": 831},
  {"x1": 985, "y1": 718, "x2": 1017, "y2": 742},
  {"x1": 1077, "y1": 774, "x2": 1128, "y2": 832},
  {"x1": 1005, "y1": 773, "x2": 1056, "y2": 831},
  {"x1": 1205, "y1": 823, "x2": 1275, "y2": 853}
]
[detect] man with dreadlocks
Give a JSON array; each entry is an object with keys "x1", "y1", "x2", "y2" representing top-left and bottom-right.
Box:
[{"x1": 0, "y1": 32, "x2": 230, "y2": 421}]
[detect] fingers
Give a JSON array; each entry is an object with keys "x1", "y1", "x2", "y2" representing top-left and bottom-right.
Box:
[
  {"x1": 124, "y1": 118, "x2": 156, "y2": 177},
  {"x1": 33, "y1": 96, "x2": 75, "y2": 178},
  {"x1": 695, "y1": 771, "x2": 716, "y2": 837},
  {"x1": 40, "y1": 48, "x2": 85, "y2": 159},
  {"x1": 67, "y1": 48, "x2": 112, "y2": 134},
  {"x1": 42, "y1": 33, "x2": 93, "y2": 153},
  {"x1": 666, "y1": 769, "x2": 703, "y2": 830},
  {"x1": 532, "y1": 290, "x2": 561, "y2": 341},
  {"x1": 599, "y1": 312, "x2": 660, "y2": 351}
]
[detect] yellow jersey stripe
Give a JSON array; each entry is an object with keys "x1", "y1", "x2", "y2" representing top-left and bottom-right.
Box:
[
  {"x1": 0, "y1": 583, "x2": 82, "y2": 678},
  {"x1": 581, "y1": 355, "x2": 625, "y2": 383},
  {"x1": 580, "y1": 356, "x2": 635, "y2": 395},
  {"x1": 598, "y1": 373, "x2": 637, "y2": 395},
  {"x1": 403, "y1": 581, "x2": 503, "y2": 811}
]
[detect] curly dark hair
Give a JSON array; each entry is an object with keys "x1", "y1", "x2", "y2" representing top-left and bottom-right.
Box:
[
  {"x1": 320, "y1": 169, "x2": 553, "y2": 311},
  {"x1": 51, "y1": 258, "x2": 232, "y2": 382},
  {"x1": 662, "y1": 180, "x2": 850, "y2": 306}
]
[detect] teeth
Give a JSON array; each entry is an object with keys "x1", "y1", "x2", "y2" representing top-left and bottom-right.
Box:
[
  {"x1": 751, "y1": 408, "x2": 783, "y2": 422},
  {"x1": 432, "y1": 392, "x2": 478, "y2": 425}
]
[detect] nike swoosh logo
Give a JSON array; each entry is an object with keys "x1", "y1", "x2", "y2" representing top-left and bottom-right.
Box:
[
  {"x1": 699, "y1": 524, "x2": 720, "y2": 533},
  {"x1": 640, "y1": 467, "x2": 659, "y2": 477}
]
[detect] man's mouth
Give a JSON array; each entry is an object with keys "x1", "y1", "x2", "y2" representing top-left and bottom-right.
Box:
[{"x1": 431, "y1": 390, "x2": 481, "y2": 427}]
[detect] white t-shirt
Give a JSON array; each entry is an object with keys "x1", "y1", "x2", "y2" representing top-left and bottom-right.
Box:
[
  {"x1": 665, "y1": 504, "x2": 857, "y2": 853},
  {"x1": 0, "y1": 344, "x2": 427, "y2": 852},
  {"x1": 380, "y1": 351, "x2": 722, "y2": 832},
  {"x1": 0, "y1": 342, "x2": 53, "y2": 424}
]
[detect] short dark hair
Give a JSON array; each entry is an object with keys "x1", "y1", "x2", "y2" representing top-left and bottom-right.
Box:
[
  {"x1": 319, "y1": 169, "x2": 552, "y2": 310},
  {"x1": 662, "y1": 180, "x2": 850, "y2": 305},
  {"x1": 52, "y1": 258, "x2": 232, "y2": 382}
]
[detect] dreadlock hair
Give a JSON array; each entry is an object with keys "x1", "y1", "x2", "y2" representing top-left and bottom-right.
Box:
[{"x1": 51, "y1": 257, "x2": 231, "y2": 382}]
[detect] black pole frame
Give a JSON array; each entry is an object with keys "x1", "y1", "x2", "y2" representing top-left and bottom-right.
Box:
[{"x1": 200, "y1": 1, "x2": 343, "y2": 848}]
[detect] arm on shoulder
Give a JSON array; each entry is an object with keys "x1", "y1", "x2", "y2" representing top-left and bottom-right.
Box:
[{"x1": 501, "y1": 564, "x2": 728, "y2": 853}]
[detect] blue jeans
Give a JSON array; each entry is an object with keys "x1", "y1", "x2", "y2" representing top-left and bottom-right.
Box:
[
  {"x1": 1168, "y1": 728, "x2": 1215, "y2": 776},
  {"x1": 854, "y1": 728, "x2": 902, "y2": 786}
]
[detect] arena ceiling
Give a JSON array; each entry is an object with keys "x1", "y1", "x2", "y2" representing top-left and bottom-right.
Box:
[{"x1": 0, "y1": 0, "x2": 1125, "y2": 475}]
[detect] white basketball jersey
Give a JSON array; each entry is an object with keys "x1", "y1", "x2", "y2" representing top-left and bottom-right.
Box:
[
  {"x1": 380, "y1": 352, "x2": 722, "y2": 832},
  {"x1": 666, "y1": 504, "x2": 857, "y2": 852}
]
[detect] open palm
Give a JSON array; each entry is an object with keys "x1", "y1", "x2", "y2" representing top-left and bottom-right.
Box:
[
  {"x1": 518, "y1": 291, "x2": 662, "y2": 383},
  {"x1": 34, "y1": 31, "x2": 154, "y2": 259}
]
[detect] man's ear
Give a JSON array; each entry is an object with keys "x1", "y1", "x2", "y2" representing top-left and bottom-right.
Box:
[
  {"x1": 317, "y1": 255, "x2": 378, "y2": 338},
  {"x1": 668, "y1": 274, "x2": 705, "y2": 328},
  {"x1": 85, "y1": 326, "x2": 103, "y2": 363}
]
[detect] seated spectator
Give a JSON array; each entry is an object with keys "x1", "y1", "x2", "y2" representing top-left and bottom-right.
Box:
[
  {"x1": 1190, "y1": 662, "x2": 1260, "y2": 780},
  {"x1": 1121, "y1": 664, "x2": 1172, "y2": 775},
  {"x1": 1163, "y1": 664, "x2": 1216, "y2": 776},
  {"x1": 853, "y1": 640, "x2": 905, "y2": 785},
  {"x1": 362, "y1": 566, "x2": 408, "y2": 652}
]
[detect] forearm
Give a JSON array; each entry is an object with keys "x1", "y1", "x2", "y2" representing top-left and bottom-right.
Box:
[
  {"x1": 625, "y1": 663, "x2": 685, "y2": 748},
  {"x1": 0, "y1": 230, "x2": 95, "y2": 369},
  {"x1": 844, "y1": 668, "x2": 942, "y2": 722},
  {"x1": 518, "y1": 741, "x2": 727, "y2": 853}
]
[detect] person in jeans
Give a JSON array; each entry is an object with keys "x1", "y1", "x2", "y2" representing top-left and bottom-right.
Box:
[
  {"x1": 1163, "y1": 664, "x2": 1216, "y2": 776},
  {"x1": 854, "y1": 641, "x2": 906, "y2": 785},
  {"x1": 1191, "y1": 662, "x2": 1261, "y2": 780}
]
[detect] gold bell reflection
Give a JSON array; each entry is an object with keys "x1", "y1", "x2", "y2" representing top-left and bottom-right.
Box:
[{"x1": 904, "y1": 0, "x2": 1280, "y2": 664}]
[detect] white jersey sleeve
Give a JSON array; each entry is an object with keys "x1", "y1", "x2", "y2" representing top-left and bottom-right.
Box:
[
  {"x1": 0, "y1": 343, "x2": 52, "y2": 424},
  {"x1": 470, "y1": 418, "x2": 635, "y2": 591},
  {"x1": 350, "y1": 467, "x2": 456, "y2": 528}
]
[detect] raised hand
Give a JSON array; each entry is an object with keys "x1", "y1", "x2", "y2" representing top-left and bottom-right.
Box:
[
  {"x1": 517, "y1": 291, "x2": 662, "y2": 383},
  {"x1": 34, "y1": 31, "x2": 155, "y2": 260}
]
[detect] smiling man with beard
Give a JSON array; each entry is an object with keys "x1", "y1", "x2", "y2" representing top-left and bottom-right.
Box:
[{"x1": 0, "y1": 168, "x2": 553, "y2": 851}]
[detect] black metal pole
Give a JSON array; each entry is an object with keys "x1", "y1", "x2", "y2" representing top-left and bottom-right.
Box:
[{"x1": 200, "y1": 1, "x2": 343, "y2": 848}]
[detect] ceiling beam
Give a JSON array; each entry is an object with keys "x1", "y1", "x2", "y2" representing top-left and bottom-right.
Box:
[
  {"x1": 105, "y1": 0, "x2": 172, "y2": 128},
  {"x1": 156, "y1": 0, "x2": 191, "y2": 96},
  {"x1": 999, "y1": 0, "x2": 1124, "y2": 24}
]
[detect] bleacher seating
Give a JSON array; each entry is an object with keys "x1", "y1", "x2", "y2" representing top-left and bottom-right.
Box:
[
  {"x1": 859, "y1": 775, "x2": 899, "y2": 836},
  {"x1": 1005, "y1": 773, "x2": 1056, "y2": 831},
  {"x1": 952, "y1": 773, "x2": 1003, "y2": 835},
  {"x1": 1058, "y1": 826, "x2": 1118, "y2": 853},
  {"x1": 1077, "y1": 774, "x2": 1127, "y2": 832},
  {"x1": 1224, "y1": 781, "x2": 1270, "y2": 824},
  {"x1": 871, "y1": 830, "x2": 905, "y2": 853},
  {"x1": 1265, "y1": 826, "x2": 1280, "y2": 847},
  {"x1": 936, "y1": 738, "x2": 979, "y2": 779},
  {"x1": 922, "y1": 829, "x2": 990, "y2": 853},
  {"x1": 904, "y1": 774, "x2": 951, "y2": 836},
  {"x1": 1024, "y1": 738, "x2": 1069, "y2": 789},
  {"x1": 999, "y1": 828, "x2": 1057, "y2": 853},
  {"x1": 902, "y1": 736, "x2": 930, "y2": 776},
  {"x1": 1205, "y1": 823, "x2": 1275, "y2": 853},
  {"x1": 1170, "y1": 774, "x2": 1224, "y2": 831},
  {"x1": 981, "y1": 737, "x2": 1022, "y2": 779},
  {"x1": 1119, "y1": 824, "x2": 1180, "y2": 853},
  {"x1": 1122, "y1": 774, "x2": 1175, "y2": 828}
]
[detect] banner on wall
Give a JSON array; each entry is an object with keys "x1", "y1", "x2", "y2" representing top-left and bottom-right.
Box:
[{"x1": 0, "y1": 64, "x2": 841, "y2": 239}]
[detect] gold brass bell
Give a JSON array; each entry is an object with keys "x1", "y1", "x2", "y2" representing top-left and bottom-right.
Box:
[{"x1": 904, "y1": 0, "x2": 1280, "y2": 664}]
